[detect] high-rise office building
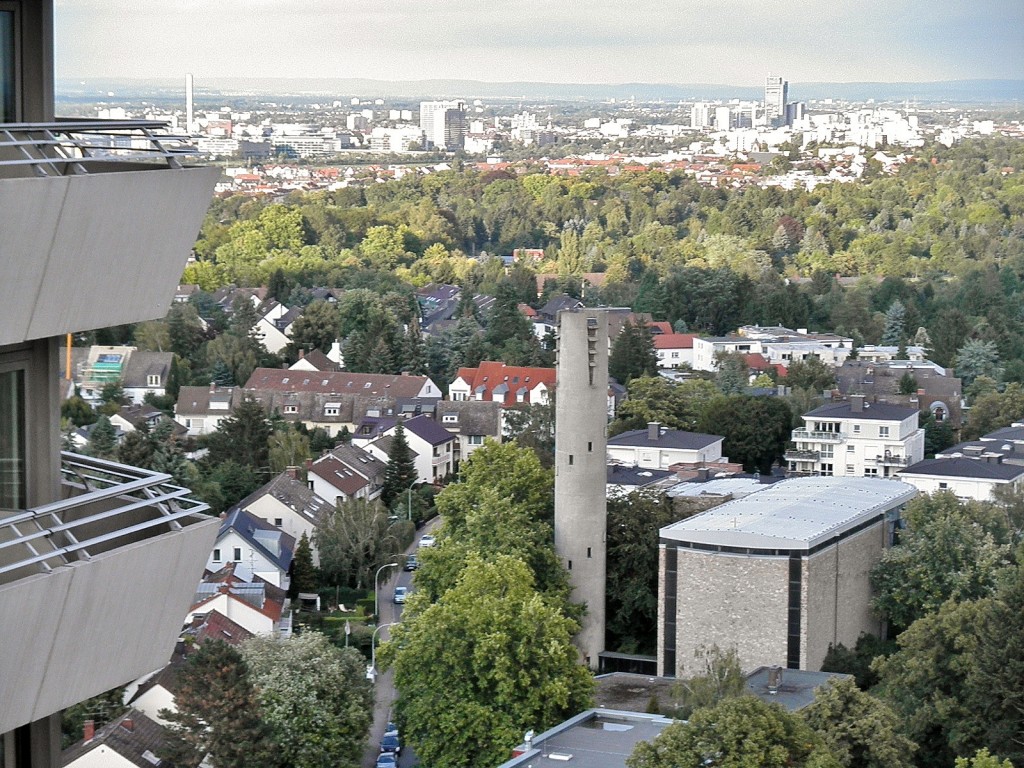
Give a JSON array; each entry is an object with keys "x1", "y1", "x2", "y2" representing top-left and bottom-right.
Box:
[
  {"x1": 765, "y1": 74, "x2": 789, "y2": 127},
  {"x1": 0, "y1": 4, "x2": 219, "y2": 765},
  {"x1": 690, "y1": 102, "x2": 711, "y2": 129},
  {"x1": 553, "y1": 310, "x2": 608, "y2": 670},
  {"x1": 419, "y1": 100, "x2": 467, "y2": 151}
]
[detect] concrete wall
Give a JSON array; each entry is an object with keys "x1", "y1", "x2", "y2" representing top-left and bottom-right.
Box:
[
  {"x1": 554, "y1": 310, "x2": 608, "y2": 668},
  {"x1": 671, "y1": 548, "x2": 790, "y2": 673},
  {"x1": 897, "y1": 473, "x2": 1009, "y2": 501},
  {"x1": 0, "y1": 165, "x2": 220, "y2": 345},
  {"x1": 0, "y1": 516, "x2": 218, "y2": 734},
  {"x1": 804, "y1": 523, "x2": 886, "y2": 669}
]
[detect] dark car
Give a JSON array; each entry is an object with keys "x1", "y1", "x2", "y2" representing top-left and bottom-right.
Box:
[
  {"x1": 404, "y1": 554, "x2": 418, "y2": 571},
  {"x1": 380, "y1": 734, "x2": 401, "y2": 755}
]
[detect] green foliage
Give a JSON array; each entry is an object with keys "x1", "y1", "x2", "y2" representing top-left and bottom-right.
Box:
[
  {"x1": 801, "y1": 678, "x2": 916, "y2": 768},
  {"x1": 314, "y1": 498, "x2": 401, "y2": 590},
  {"x1": 503, "y1": 402, "x2": 556, "y2": 467},
  {"x1": 61, "y1": 394, "x2": 97, "y2": 427},
  {"x1": 242, "y1": 632, "x2": 373, "y2": 768},
  {"x1": 870, "y1": 492, "x2": 1012, "y2": 630},
  {"x1": 881, "y1": 300, "x2": 907, "y2": 346},
  {"x1": 160, "y1": 641, "x2": 280, "y2": 768},
  {"x1": 820, "y1": 633, "x2": 896, "y2": 690},
  {"x1": 289, "y1": 532, "x2": 317, "y2": 598},
  {"x1": 609, "y1": 320, "x2": 658, "y2": 383},
  {"x1": 956, "y1": 339, "x2": 1003, "y2": 387},
  {"x1": 626, "y1": 696, "x2": 839, "y2": 768},
  {"x1": 610, "y1": 376, "x2": 720, "y2": 434},
  {"x1": 61, "y1": 687, "x2": 126, "y2": 749},
  {"x1": 698, "y1": 395, "x2": 792, "y2": 474},
  {"x1": 955, "y1": 749, "x2": 1014, "y2": 768},
  {"x1": 783, "y1": 357, "x2": 837, "y2": 392},
  {"x1": 268, "y1": 428, "x2": 311, "y2": 475},
  {"x1": 606, "y1": 489, "x2": 679, "y2": 653},
  {"x1": 667, "y1": 645, "x2": 747, "y2": 719},
  {"x1": 203, "y1": 395, "x2": 272, "y2": 477},
  {"x1": 380, "y1": 423, "x2": 416, "y2": 506},
  {"x1": 382, "y1": 554, "x2": 594, "y2": 768},
  {"x1": 87, "y1": 415, "x2": 118, "y2": 459},
  {"x1": 962, "y1": 382, "x2": 1024, "y2": 439}
]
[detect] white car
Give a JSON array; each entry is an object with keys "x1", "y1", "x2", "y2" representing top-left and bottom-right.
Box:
[
  {"x1": 418, "y1": 534, "x2": 436, "y2": 548},
  {"x1": 393, "y1": 586, "x2": 408, "y2": 604}
]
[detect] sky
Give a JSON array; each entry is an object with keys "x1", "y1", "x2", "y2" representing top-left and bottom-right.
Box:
[{"x1": 55, "y1": 0, "x2": 1024, "y2": 85}]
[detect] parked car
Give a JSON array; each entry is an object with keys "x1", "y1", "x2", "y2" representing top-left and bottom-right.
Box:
[
  {"x1": 393, "y1": 586, "x2": 408, "y2": 604},
  {"x1": 376, "y1": 752, "x2": 397, "y2": 768},
  {"x1": 384, "y1": 721, "x2": 399, "y2": 738},
  {"x1": 418, "y1": 534, "x2": 436, "y2": 548},
  {"x1": 380, "y1": 734, "x2": 401, "y2": 754},
  {"x1": 404, "y1": 554, "x2": 418, "y2": 571}
]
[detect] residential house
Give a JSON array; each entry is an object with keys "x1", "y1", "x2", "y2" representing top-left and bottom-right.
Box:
[
  {"x1": 692, "y1": 326, "x2": 852, "y2": 372},
  {"x1": 174, "y1": 383, "x2": 237, "y2": 436},
  {"x1": 121, "y1": 351, "x2": 175, "y2": 405},
  {"x1": 244, "y1": 367, "x2": 441, "y2": 400},
  {"x1": 607, "y1": 423, "x2": 725, "y2": 469},
  {"x1": 233, "y1": 469, "x2": 330, "y2": 564},
  {"x1": 186, "y1": 567, "x2": 289, "y2": 638},
  {"x1": 66, "y1": 346, "x2": 174, "y2": 405},
  {"x1": 785, "y1": 395, "x2": 924, "y2": 478},
  {"x1": 450, "y1": 362, "x2": 556, "y2": 406},
  {"x1": 308, "y1": 443, "x2": 388, "y2": 505},
  {"x1": 61, "y1": 710, "x2": 174, "y2": 768},
  {"x1": 606, "y1": 464, "x2": 676, "y2": 497},
  {"x1": 434, "y1": 400, "x2": 503, "y2": 463},
  {"x1": 653, "y1": 333, "x2": 698, "y2": 369},
  {"x1": 658, "y1": 476, "x2": 917, "y2": 675},
  {"x1": 856, "y1": 345, "x2": 928, "y2": 363},
  {"x1": 532, "y1": 294, "x2": 584, "y2": 340},
  {"x1": 289, "y1": 344, "x2": 343, "y2": 372},
  {"x1": 0, "y1": 10, "x2": 219, "y2": 764},
  {"x1": 208, "y1": 508, "x2": 295, "y2": 589},
  {"x1": 835, "y1": 359, "x2": 962, "y2": 428},
  {"x1": 898, "y1": 451, "x2": 1024, "y2": 501},
  {"x1": 365, "y1": 414, "x2": 455, "y2": 483},
  {"x1": 253, "y1": 298, "x2": 295, "y2": 354}
]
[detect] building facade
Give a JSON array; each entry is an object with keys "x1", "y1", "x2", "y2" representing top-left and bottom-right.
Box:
[
  {"x1": 785, "y1": 396, "x2": 924, "y2": 478},
  {"x1": 419, "y1": 100, "x2": 466, "y2": 150},
  {"x1": 657, "y1": 477, "x2": 917, "y2": 676},
  {"x1": 0, "y1": 5, "x2": 219, "y2": 764}
]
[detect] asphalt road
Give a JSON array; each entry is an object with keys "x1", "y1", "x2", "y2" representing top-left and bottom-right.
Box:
[{"x1": 362, "y1": 519, "x2": 439, "y2": 768}]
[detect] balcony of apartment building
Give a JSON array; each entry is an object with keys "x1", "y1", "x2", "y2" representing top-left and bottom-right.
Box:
[
  {"x1": 791, "y1": 427, "x2": 846, "y2": 443},
  {"x1": 784, "y1": 448, "x2": 821, "y2": 463},
  {"x1": 0, "y1": 452, "x2": 219, "y2": 736},
  {"x1": 872, "y1": 451, "x2": 910, "y2": 467},
  {"x1": 0, "y1": 121, "x2": 221, "y2": 345}
]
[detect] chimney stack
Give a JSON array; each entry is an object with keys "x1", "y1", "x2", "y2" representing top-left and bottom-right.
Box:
[
  {"x1": 647, "y1": 422, "x2": 661, "y2": 441},
  {"x1": 84, "y1": 720, "x2": 95, "y2": 742},
  {"x1": 850, "y1": 394, "x2": 865, "y2": 412}
]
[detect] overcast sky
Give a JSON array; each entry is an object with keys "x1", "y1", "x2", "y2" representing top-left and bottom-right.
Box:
[{"x1": 55, "y1": 0, "x2": 1024, "y2": 85}]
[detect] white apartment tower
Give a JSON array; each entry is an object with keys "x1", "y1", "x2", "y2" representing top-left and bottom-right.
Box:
[
  {"x1": 690, "y1": 102, "x2": 711, "y2": 129},
  {"x1": 765, "y1": 74, "x2": 788, "y2": 127},
  {"x1": 419, "y1": 100, "x2": 467, "y2": 150},
  {"x1": 554, "y1": 310, "x2": 608, "y2": 670}
]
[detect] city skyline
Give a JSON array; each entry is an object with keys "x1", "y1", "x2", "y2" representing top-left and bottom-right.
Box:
[{"x1": 56, "y1": 0, "x2": 1022, "y2": 86}]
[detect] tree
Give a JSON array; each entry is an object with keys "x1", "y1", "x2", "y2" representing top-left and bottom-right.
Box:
[
  {"x1": 61, "y1": 395, "x2": 97, "y2": 428},
  {"x1": 881, "y1": 300, "x2": 906, "y2": 346},
  {"x1": 268, "y1": 428, "x2": 311, "y2": 475},
  {"x1": 502, "y1": 401, "x2": 556, "y2": 467},
  {"x1": 897, "y1": 371, "x2": 918, "y2": 395},
  {"x1": 609, "y1": 320, "x2": 658, "y2": 384},
  {"x1": 626, "y1": 696, "x2": 838, "y2": 768},
  {"x1": 160, "y1": 641, "x2": 280, "y2": 768},
  {"x1": 667, "y1": 645, "x2": 746, "y2": 720},
  {"x1": 483, "y1": 283, "x2": 538, "y2": 361},
  {"x1": 956, "y1": 339, "x2": 1003, "y2": 387},
  {"x1": 714, "y1": 351, "x2": 750, "y2": 395},
  {"x1": 241, "y1": 632, "x2": 372, "y2": 768},
  {"x1": 610, "y1": 377, "x2": 720, "y2": 434},
  {"x1": 962, "y1": 382, "x2": 1024, "y2": 439},
  {"x1": 287, "y1": 299, "x2": 340, "y2": 356},
  {"x1": 382, "y1": 554, "x2": 594, "y2": 768},
  {"x1": 801, "y1": 679, "x2": 916, "y2": 768},
  {"x1": 606, "y1": 489, "x2": 679, "y2": 653},
  {"x1": 314, "y1": 498, "x2": 401, "y2": 590},
  {"x1": 380, "y1": 423, "x2": 416, "y2": 507},
  {"x1": 87, "y1": 415, "x2": 118, "y2": 459},
  {"x1": 698, "y1": 396, "x2": 792, "y2": 474},
  {"x1": 783, "y1": 357, "x2": 836, "y2": 392},
  {"x1": 955, "y1": 749, "x2": 1014, "y2": 768},
  {"x1": 289, "y1": 532, "x2": 317, "y2": 598},
  {"x1": 203, "y1": 396, "x2": 272, "y2": 476},
  {"x1": 870, "y1": 492, "x2": 1011, "y2": 630}
]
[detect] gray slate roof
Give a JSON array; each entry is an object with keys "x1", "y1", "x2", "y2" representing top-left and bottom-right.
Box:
[
  {"x1": 608, "y1": 428, "x2": 723, "y2": 451},
  {"x1": 805, "y1": 400, "x2": 918, "y2": 422},
  {"x1": 434, "y1": 400, "x2": 502, "y2": 437},
  {"x1": 900, "y1": 457, "x2": 1024, "y2": 481}
]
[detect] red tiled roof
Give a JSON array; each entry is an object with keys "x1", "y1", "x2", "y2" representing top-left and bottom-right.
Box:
[
  {"x1": 653, "y1": 333, "x2": 698, "y2": 350},
  {"x1": 454, "y1": 361, "x2": 556, "y2": 406}
]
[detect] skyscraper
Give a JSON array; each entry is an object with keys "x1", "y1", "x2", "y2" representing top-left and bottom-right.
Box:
[
  {"x1": 419, "y1": 100, "x2": 467, "y2": 151},
  {"x1": 554, "y1": 309, "x2": 608, "y2": 670},
  {"x1": 765, "y1": 74, "x2": 788, "y2": 127},
  {"x1": 1, "y1": 4, "x2": 219, "y2": 764}
]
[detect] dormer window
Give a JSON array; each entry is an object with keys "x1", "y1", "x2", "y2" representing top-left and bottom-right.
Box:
[
  {"x1": 284, "y1": 405, "x2": 298, "y2": 414},
  {"x1": 442, "y1": 414, "x2": 458, "y2": 423},
  {"x1": 147, "y1": 374, "x2": 161, "y2": 386}
]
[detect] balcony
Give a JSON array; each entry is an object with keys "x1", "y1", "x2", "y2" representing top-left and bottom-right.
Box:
[
  {"x1": 784, "y1": 448, "x2": 820, "y2": 463},
  {"x1": 0, "y1": 453, "x2": 219, "y2": 735},
  {"x1": 792, "y1": 428, "x2": 846, "y2": 443},
  {"x1": 873, "y1": 453, "x2": 910, "y2": 467},
  {"x1": 0, "y1": 120, "x2": 220, "y2": 345}
]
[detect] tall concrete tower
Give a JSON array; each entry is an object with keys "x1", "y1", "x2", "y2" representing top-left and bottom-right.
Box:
[
  {"x1": 185, "y1": 73, "x2": 194, "y2": 134},
  {"x1": 554, "y1": 309, "x2": 608, "y2": 669}
]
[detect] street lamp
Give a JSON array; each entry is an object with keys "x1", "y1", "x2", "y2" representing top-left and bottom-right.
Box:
[
  {"x1": 368, "y1": 621, "x2": 397, "y2": 682},
  {"x1": 374, "y1": 562, "x2": 398, "y2": 621},
  {"x1": 406, "y1": 480, "x2": 417, "y2": 521}
]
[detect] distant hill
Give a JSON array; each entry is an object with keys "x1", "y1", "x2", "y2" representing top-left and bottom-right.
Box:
[{"x1": 56, "y1": 77, "x2": 1024, "y2": 105}]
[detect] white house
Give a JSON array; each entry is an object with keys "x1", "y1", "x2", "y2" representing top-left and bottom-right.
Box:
[
  {"x1": 207, "y1": 508, "x2": 295, "y2": 589},
  {"x1": 607, "y1": 423, "x2": 725, "y2": 469},
  {"x1": 235, "y1": 469, "x2": 330, "y2": 565},
  {"x1": 366, "y1": 414, "x2": 456, "y2": 483},
  {"x1": 174, "y1": 383, "x2": 237, "y2": 436},
  {"x1": 786, "y1": 395, "x2": 924, "y2": 478},
  {"x1": 653, "y1": 333, "x2": 698, "y2": 369},
  {"x1": 898, "y1": 452, "x2": 1024, "y2": 501},
  {"x1": 308, "y1": 443, "x2": 388, "y2": 504}
]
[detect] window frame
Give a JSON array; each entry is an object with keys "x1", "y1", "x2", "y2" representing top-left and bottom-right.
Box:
[{"x1": 0, "y1": 2, "x2": 20, "y2": 123}]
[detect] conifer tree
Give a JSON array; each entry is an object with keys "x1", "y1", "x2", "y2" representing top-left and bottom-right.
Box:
[
  {"x1": 289, "y1": 532, "x2": 318, "y2": 598},
  {"x1": 381, "y1": 423, "x2": 417, "y2": 506}
]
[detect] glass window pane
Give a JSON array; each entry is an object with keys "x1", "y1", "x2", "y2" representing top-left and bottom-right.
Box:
[
  {"x1": 0, "y1": 369, "x2": 25, "y2": 509},
  {"x1": 0, "y1": 10, "x2": 13, "y2": 122}
]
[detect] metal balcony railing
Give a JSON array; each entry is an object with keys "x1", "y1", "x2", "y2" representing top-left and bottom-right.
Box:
[
  {"x1": 784, "y1": 449, "x2": 820, "y2": 462},
  {"x1": 0, "y1": 119, "x2": 199, "y2": 178},
  {"x1": 0, "y1": 452, "x2": 210, "y2": 585},
  {"x1": 874, "y1": 453, "x2": 910, "y2": 466},
  {"x1": 792, "y1": 428, "x2": 846, "y2": 443}
]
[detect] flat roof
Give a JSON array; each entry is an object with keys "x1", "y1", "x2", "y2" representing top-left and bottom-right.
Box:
[
  {"x1": 660, "y1": 476, "x2": 917, "y2": 551},
  {"x1": 496, "y1": 710, "x2": 671, "y2": 768}
]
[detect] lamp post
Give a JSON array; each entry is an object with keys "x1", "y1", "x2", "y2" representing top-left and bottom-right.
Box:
[
  {"x1": 374, "y1": 562, "x2": 398, "y2": 621},
  {"x1": 368, "y1": 621, "x2": 397, "y2": 682},
  {"x1": 406, "y1": 481, "x2": 417, "y2": 521}
]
